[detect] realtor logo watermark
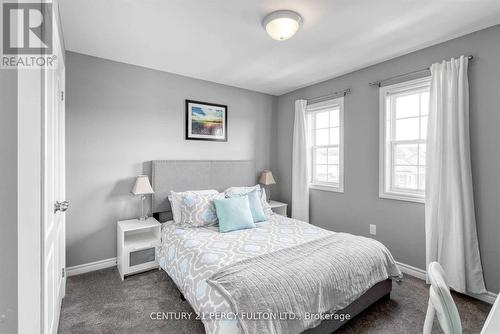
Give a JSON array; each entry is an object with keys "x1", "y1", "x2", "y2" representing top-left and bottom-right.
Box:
[{"x1": 1, "y1": 1, "x2": 56, "y2": 68}]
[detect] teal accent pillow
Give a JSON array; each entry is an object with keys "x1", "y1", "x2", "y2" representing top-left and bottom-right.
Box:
[
  {"x1": 214, "y1": 196, "x2": 256, "y2": 233},
  {"x1": 226, "y1": 189, "x2": 267, "y2": 223},
  {"x1": 245, "y1": 190, "x2": 267, "y2": 222}
]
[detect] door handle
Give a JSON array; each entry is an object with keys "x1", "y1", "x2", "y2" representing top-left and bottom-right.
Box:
[{"x1": 54, "y1": 200, "x2": 69, "y2": 213}]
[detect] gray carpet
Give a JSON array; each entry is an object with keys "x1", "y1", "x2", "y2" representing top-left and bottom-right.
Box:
[{"x1": 58, "y1": 267, "x2": 491, "y2": 334}]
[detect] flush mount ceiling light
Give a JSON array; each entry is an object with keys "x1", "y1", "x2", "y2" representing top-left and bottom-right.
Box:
[{"x1": 263, "y1": 10, "x2": 303, "y2": 41}]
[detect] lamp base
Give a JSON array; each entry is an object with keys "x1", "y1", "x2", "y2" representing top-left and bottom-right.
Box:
[{"x1": 138, "y1": 195, "x2": 148, "y2": 221}]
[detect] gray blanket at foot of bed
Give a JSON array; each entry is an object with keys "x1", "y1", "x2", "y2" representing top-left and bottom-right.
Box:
[{"x1": 207, "y1": 232, "x2": 402, "y2": 334}]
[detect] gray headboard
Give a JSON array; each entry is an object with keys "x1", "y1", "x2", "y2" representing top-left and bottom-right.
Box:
[{"x1": 151, "y1": 160, "x2": 256, "y2": 221}]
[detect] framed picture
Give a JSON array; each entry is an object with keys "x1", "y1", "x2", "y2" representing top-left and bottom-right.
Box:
[{"x1": 185, "y1": 100, "x2": 227, "y2": 141}]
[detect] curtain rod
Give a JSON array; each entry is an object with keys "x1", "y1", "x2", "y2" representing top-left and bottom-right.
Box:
[
  {"x1": 306, "y1": 88, "x2": 351, "y2": 105},
  {"x1": 368, "y1": 55, "x2": 474, "y2": 87}
]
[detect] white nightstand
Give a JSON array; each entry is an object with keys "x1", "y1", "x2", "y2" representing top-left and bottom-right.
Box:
[
  {"x1": 269, "y1": 200, "x2": 288, "y2": 217},
  {"x1": 117, "y1": 217, "x2": 161, "y2": 280}
]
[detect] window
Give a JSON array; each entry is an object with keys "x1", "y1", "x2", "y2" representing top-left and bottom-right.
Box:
[
  {"x1": 308, "y1": 97, "x2": 344, "y2": 192},
  {"x1": 379, "y1": 77, "x2": 430, "y2": 202}
]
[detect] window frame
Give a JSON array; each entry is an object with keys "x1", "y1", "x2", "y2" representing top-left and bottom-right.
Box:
[
  {"x1": 307, "y1": 96, "x2": 344, "y2": 193},
  {"x1": 379, "y1": 77, "x2": 430, "y2": 203}
]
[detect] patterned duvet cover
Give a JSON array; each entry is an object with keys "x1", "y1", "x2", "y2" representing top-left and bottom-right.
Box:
[{"x1": 158, "y1": 214, "x2": 333, "y2": 334}]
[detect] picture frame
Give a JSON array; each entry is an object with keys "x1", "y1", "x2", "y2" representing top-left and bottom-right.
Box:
[{"x1": 185, "y1": 100, "x2": 228, "y2": 142}]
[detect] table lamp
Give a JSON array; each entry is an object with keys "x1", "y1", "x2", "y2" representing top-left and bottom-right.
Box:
[{"x1": 131, "y1": 175, "x2": 154, "y2": 221}]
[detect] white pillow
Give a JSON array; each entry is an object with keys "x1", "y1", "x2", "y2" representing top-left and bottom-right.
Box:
[
  {"x1": 169, "y1": 189, "x2": 218, "y2": 224},
  {"x1": 224, "y1": 185, "x2": 262, "y2": 197},
  {"x1": 224, "y1": 185, "x2": 273, "y2": 218},
  {"x1": 259, "y1": 188, "x2": 274, "y2": 217}
]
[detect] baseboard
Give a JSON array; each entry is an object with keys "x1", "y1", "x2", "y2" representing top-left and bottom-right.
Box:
[
  {"x1": 65, "y1": 257, "x2": 497, "y2": 303},
  {"x1": 66, "y1": 257, "x2": 117, "y2": 277},
  {"x1": 396, "y1": 261, "x2": 498, "y2": 304},
  {"x1": 396, "y1": 261, "x2": 427, "y2": 280},
  {"x1": 466, "y1": 291, "x2": 498, "y2": 305}
]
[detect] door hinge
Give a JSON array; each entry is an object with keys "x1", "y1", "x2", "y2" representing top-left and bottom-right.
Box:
[
  {"x1": 61, "y1": 91, "x2": 64, "y2": 101},
  {"x1": 62, "y1": 268, "x2": 65, "y2": 278}
]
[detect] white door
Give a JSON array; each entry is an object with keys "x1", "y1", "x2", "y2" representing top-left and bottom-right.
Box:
[{"x1": 43, "y1": 29, "x2": 66, "y2": 334}]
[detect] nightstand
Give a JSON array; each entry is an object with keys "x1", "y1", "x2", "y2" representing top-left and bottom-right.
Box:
[
  {"x1": 117, "y1": 217, "x2": 161, "y2": 280},
  {"x1": 269, "y1": 200, "x2": 288, "y2": 217}
]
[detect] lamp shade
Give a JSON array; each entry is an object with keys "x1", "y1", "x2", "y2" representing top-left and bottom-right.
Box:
[
  {"x1": 259, "y1": 170, "x2": 276, "y2": 185},
  {"x1": 131, "y1": 175, "x2": 154, "y2": 195}
]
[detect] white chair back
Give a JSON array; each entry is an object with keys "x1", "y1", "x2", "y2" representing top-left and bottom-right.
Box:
[{"x1": 423, "y1": 262, "x2": 462, "y2": 334}]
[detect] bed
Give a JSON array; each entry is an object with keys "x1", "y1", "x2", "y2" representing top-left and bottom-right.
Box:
[{"x1": 151, "y1": 160, "x2": 402, "y2": 334}]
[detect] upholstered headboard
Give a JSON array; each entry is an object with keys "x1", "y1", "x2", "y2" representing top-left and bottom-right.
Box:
[{"x1": 151, "y1": 160, "x2": 256, "y2": 222}]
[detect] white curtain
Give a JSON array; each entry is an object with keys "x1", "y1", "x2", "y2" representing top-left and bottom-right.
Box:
[
  {"x1": 292, "y1": 100, "x2": 309, "y2": 222},
  {"x1": 425, "y1": 56, "x2": 486, "y2": 294}
]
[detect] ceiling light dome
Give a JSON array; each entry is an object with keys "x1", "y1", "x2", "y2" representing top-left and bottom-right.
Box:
[{"x1": 263, "y1": 10, "x2": 303, "y2": 41}]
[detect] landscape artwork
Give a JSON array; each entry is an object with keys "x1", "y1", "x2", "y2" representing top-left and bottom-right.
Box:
[{"x1": 186, "y1": 100, "x2": 227, "y2": 141}]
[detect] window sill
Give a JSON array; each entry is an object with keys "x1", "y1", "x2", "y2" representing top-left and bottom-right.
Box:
[
  {"x1": 379, "y1": 192, "x2": 424, "y2": 204},
  {"x1": 309, "y1": 184, "x2": 344, "y2": 193}
]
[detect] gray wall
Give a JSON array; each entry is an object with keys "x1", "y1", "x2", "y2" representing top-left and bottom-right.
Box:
[
  {"x1": 0, "y1": 70, "x2": 18, "y2": 332},
  {"x1": 66, "y1": 52, "x2": 276, "y2": 267},
  {"x1": 271, "y1": 25, "x2": 500, "y2": 293}
]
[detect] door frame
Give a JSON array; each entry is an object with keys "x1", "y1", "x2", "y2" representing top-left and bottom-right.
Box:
[
  {"x1": 18, "y1": 59, "x2": 43, "y2": 334},
  {"x1": 17, "y1": 1, "x2": 66, "y2": 333}
]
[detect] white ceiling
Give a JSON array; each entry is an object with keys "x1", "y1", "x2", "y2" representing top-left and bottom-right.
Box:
[{"x1": 60, "y1": 0, "x2": 500, "y2": 96}]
